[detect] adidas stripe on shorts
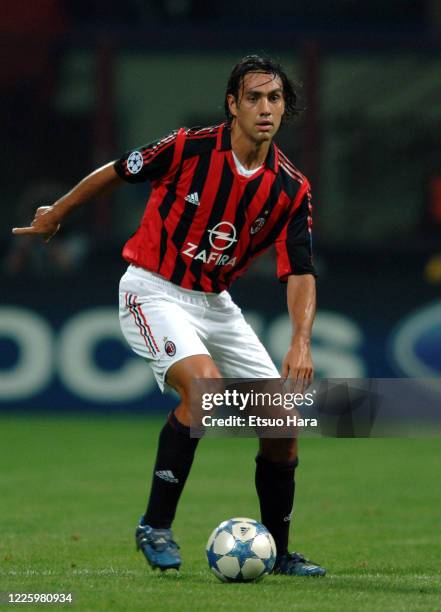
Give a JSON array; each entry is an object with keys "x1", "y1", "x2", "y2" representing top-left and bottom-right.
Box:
[{"x1": 119, "y1": 265, "x2": 279, "y2": 391}]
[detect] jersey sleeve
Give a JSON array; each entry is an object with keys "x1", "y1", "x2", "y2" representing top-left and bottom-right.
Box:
[
  {"x1": 113, "y1": 130, "x2": 180, "y2": 184},
  {"x1": 275, "y1": 186, "x2": 317, "y2": 281}
]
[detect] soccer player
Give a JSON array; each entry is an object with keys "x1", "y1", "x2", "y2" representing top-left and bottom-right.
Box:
[{"x1": 12, "y1": 55, "x2": 325, "y2": 577}]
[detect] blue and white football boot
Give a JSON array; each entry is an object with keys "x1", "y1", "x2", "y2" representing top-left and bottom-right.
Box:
[
  {"x1": 273, "y1": 552, "x2": 326, "y2": 577},
  {"x1": 135, "y1": 517, "x2": 181, "y2": 571}
]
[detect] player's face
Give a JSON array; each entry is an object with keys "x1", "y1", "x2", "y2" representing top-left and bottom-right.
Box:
[{"x1": 228, "y1": 72, "x2": 285, "y2": 143}]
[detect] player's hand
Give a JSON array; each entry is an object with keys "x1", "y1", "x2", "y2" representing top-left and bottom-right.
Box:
[
  {"x1": 12, "y1": 206, "x2": 61, "y2": 243},
  {"x1": 281, "y1": 335, "x2": 314, "y2": 394}
]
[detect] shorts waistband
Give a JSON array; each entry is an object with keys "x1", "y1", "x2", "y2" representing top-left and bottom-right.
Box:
[{"x1": 126, "y1": 265, "x2": 229, "y2": 306}]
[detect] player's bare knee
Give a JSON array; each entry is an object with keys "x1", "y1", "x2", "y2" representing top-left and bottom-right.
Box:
[
  {"x1": 168, "y1": 354, "x2": 219, "y2": 379},
  {"x1": 166, "y1": 355, "x2": 222, "y2": 427},
  {"x1": 166, "y1": 355, "x2": 221, "y2": 395}
]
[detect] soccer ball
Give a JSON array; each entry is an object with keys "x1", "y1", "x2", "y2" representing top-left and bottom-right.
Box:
[{"x1": 206, "y1": 517, "x2": 277, "y2": 582}]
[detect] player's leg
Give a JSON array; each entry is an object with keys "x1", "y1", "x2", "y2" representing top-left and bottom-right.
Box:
[
  {"x1": 143, "y1": 355, "x2": 221, "y2": 531},
  {"x1": 119, "y1": 269, "x2": 223, "y2": 570},
  {"x1": 257, "y1": 433, "x2": 325, "y2": 575},
  {"x1": 136, "y1": 354, "x2": 221, "y2": 571},
  {"x1": 256, "y1": 437, "x2": 298, "y2": 555},
  {"x1": 204, "y1": 293, "x2": 325, "y2": 576}
]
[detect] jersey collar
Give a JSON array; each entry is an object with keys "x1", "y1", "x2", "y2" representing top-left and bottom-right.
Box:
[{"x1": 216, "y1": 123, "x2": 279, "y2": 174}]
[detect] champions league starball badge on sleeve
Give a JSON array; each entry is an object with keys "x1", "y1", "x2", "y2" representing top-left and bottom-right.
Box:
[{"x1": 127, "y1": 151, "x2": 144, "y2": 174}]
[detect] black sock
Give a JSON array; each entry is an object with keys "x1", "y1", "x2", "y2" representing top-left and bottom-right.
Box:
[
  {"x1": 144, "y1": 412, "x2": 200, "y2": 529},
  {"x1": 255, "y1": 454, "x2": 298, "y2": 557}
]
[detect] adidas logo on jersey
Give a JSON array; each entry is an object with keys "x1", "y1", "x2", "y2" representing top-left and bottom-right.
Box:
[
  {"x1": 184, "y1": 192, "x2": 200, "y2": 205},
  {"x1": 155, "y1": 470, "x2": 179, "y2": 483}
]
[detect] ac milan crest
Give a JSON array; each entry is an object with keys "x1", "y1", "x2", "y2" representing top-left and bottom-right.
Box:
[
  {"x1": 164, "y1": 340, "x2": 176, "y2": 356},
  {"x1": 250, "y1": 217, "x2": 266, "y2": 235}
]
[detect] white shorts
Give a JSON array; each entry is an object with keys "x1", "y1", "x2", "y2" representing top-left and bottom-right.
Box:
[{"x1": 119, "y1": 265, "x2": 279, "y2": 391}]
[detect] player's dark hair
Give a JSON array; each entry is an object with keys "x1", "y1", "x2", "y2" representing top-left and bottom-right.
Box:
[{"x1": 224, "y1": 55, "x2": 301, "y2": 124}]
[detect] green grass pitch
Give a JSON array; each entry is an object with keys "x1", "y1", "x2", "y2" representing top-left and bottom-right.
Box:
[{"x1": 1, "y1": 415, "x2": 440, "y2": 611}]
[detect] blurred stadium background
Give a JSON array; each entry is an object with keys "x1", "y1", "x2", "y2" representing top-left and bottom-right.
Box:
[{"x1": 1, "y1": 0, "x2": 440, "y2": 412}]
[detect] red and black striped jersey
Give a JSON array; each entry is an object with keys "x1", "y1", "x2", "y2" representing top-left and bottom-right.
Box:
[{"x1": 114, "y1": 123, "x2": 316, "y2": 293}]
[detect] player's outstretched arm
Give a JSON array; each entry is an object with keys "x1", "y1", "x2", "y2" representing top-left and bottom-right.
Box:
[
  {"x1": 12, "y1": 162, "x2": 124, "y2": 242},
  {"x1": 282, "y1": 274, "x2": 316, "y2": 391}
]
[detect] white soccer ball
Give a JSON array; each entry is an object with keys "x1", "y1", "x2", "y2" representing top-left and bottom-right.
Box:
[{"x1": 206, "y1": 517, "x2": 277, "y2": 582}]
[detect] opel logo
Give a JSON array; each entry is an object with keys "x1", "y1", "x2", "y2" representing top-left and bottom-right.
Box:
[{"x1": 207, "y1": 221, "x2": 238, "y2": 251}]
